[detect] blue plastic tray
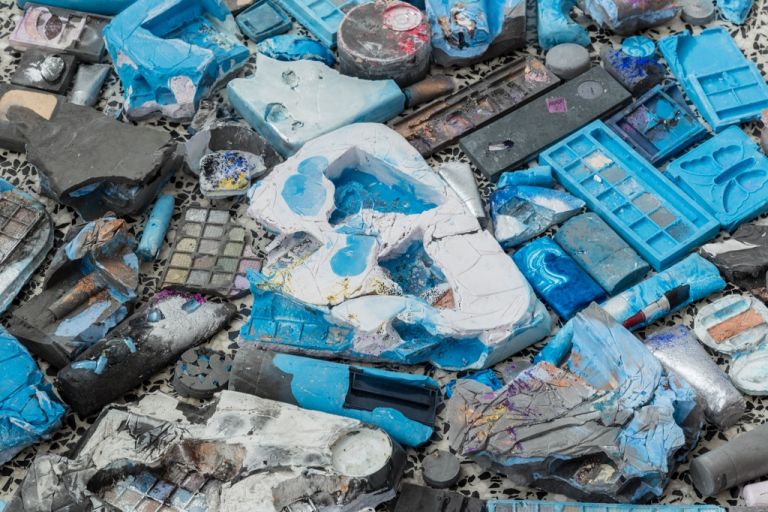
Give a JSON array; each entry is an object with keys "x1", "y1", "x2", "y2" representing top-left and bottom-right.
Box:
[
  {"x1": 236, "y1": 0, "x2": 292, "y2": 43},
  {"x1": 275, "y1": 0, "x2": 362, "y2": 47},
  {"x1": 666, "y1": 126, "x2": 768, "y2": 232},
  {"x1": 540, "y1": 120, "x2": 720, "y2": 270},
  {"x1": 489, "y1": 501, "x2": 724, "y2": 512},
  {"x1": 606, "y1": 83, "x2": 707, "y2": 164},
  {"x1": 659, "y1": 27, "x2": 768, "y2": 131}
]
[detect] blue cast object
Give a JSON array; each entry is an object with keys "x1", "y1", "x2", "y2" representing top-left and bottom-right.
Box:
[
  {"x1": 230, "y1": 346, "x2": 439, "y2": 446},
  {"x1": 717, "y1": 0, "x2": 754, "y2": 23},
  {"x1": 0, "y1": 326, "x2": 66, "y2": 465},
  {"x1": 659, "y1": 28, "x2": 768, "y2": 132},
  {"x1": 496, "y1": 166, "x2": 553, "y2": 188},
  {"x1": 600, "y1": 44, "x2": 665, "y2": 96},
  {"x1": 258, "y1": 34, "x2": 336, "y2": 66},
  {"x1": 137, "y1": 194, "x2": 175, "y2": 261},
  {"x1": 17, "y1": 0, "x2": 137, "y2": 15},
  {"x1": 236, "y1": 0, "x2": 292, "y2": 43},
  {"x1": 606, "y1": 83, "x2": 708, "y2": 165},
  {"x1": 103, "y1": 0, "x2": 250, "y2": 120},
  {"x1": 601, "y1": 253, "x2": 726, "y2": 331},
  {"x1": 541, "y1": 120, "x2": 720, "y2": 271},
  {"x1": 275, "y1": 0, "x2": 363, "y2": 48},
  {"x1": 666, "y1": 126, "x2": 768, "y2": 232},
  {"x1": 444, "y1": 368, "x2": 504, "y2": 398},
  {"x1": 622, "y1": 36, "x2": 656, "y2": 58},
  {"x1": 537, "y1": 0, "x2": 590, "y2": 50},
  {"x1": 488, "y1": 501, "x2": 724, "y2": 512},
  {"x1": 513, "y1": 237, "x2": 606, "y2": 320}
]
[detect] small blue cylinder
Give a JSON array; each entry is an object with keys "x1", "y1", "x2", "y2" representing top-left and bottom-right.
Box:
[
  {"x1": 137, "y1": 194, "x2": 174, "y2": 261},
  {"x1": 497, "y1": 165, "x2": 554, "y2": 188}
]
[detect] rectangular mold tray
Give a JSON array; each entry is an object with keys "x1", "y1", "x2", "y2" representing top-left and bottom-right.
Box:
[
  {"x1": 390, "y1": 57, "x2": 560, "y2": 157},
  {"x1": 606, "y1": 83, "x2": 708, "y2": 164},
  {"x1": 666, "y1": 125, "x2": 768, "y2": 231},
  {"x1": 236, "y1": 0, "x2": 292, "y2": 43},
  {"x1": 659, "y1": 27, "x2": 768, "y2": 131},
  {"x1": 540, "y1": 120, "x2": 719, "y2": 270},
  {"x1": 275, "y1": 0, "x2": 363, "y2": 48},
  {"x1": 161, "y1": 206, "x2": 261, "y2": 298}
]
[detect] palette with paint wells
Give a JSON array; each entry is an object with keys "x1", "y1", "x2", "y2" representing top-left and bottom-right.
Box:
[
  {"x1": 541, "y1": 120, "x2": 720, "y2": 271},
  {"x1": 666, "y1": 126, "x2": 768, "y2": 232},
  {"x1": 102, "y1": 467, "x2": 217, "y2": 512},
  {"x1": 606, "y1": 83, "x2": 708, "y2": 164},
  {"x1": 161, "y1": 206, "x2": 261, "y2": 298},
  {"x1": 0, "y1": 192, "x2": 42, "y2": 264}
]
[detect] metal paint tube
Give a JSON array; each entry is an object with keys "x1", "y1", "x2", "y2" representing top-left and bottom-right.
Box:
[
  {"x1": 437, "y1": 162, "x2": 485, "y2": 220},
  {"x1": 137, "y1": 194, "x2": 175, "y2": 261},
  {"x1": 403, "y1": 75, "x2": 457, "y2": 107},
  {"x1": 69, "y1": 64, "x2": 111, "y2": 107},
  {"x1": 644, "y1": 326, "x2": 745, "y2": 429}
]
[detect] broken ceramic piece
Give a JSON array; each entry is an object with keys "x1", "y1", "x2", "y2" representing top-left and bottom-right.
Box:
[
  {"x1": 426, "y1": 0, "x2": 526, "y2": 66},
  {"x1": 258, "y1": 34, "x2": 336, "y2": 66},
  {"x1": 17, "y1": 0, "x2": 137, "y2": 15},
  {"x1": 667, "y1": 126, "x2": 768, "y2": 231},
  {"x1": 241, "y1": 123, "x2": 551, "y2": 370},
  {"x1": 161, "y1": 205, "x2": 261, "y2": 298},
  {"x1": 490, "y1": 185, "x2": 584, "y2": 248},
  {"x1": 11, "y1": 51, "x2": 77, "y2": 94},
  {"x1": 11, "y1": 3, "x2": 109, "y2": 62},
  {"x1": 229, "y1": 345, "x2": 439, "y2": 447},
  {"x1": 600, "y1": 43, "x2": 665, "y2": 96},
  {"x1": 173, "y1": 347, "x2": 233, "y2": 399},
  {"x1": 200, "y1": 150, "x2": 266, "y2": 198},
  {"x1": 555, "y1": 212, "x2": 650, "y2": 295},
  {"x1": 235, "y1": 0, "x2": 291, "y2": 42},
  {"x1": 229, "y1": 55, "x2": 405, "y2": 157},
  {"x1": 437, "y1": 162, "x2": 485, "y2": 220},
  {"x1": 659, "y1": 27, "x2": 768, "y2": 131},
  {"x1": 444, "y1": 368, "x2": 504, "y2": 398},
  {"x1": 338, "y1": 1, "x2": 431, "y2": 87},
  {"x1": 602, "y1": 254, "x2": 725, "y2": 331},
  {"x1": 717, "y1": 0, "x2": 754, "y2": 23},
  {"x1": 7, "y1": 216, "x2": 139, "y2": 369},
  {"x1": 5, "y1": 390, "x2": 406, "y2": 511},
  {"x1": 699, "y1": 218, "x2": 768, "y2": 292},
  {"x1": 644, "y1": 325, "x2": 745, "y2": 429},
  {"x1": 137, "y1": 194, "x2": 175, "y2": 262},
  {"x1": 449, "y1": 304, "x2": 703, "y2": 503},
  {"x1": 496, "y1": 166, "x2": 554, "y2": 188},
  {"x1": 57, "y1": 289, "x2": 237, "y2": 416},
  {"x1": 6, "y1": 97, "x2": 179, "y2": 221},
  {"x1": 694, "y1": 294, "x2": 768, "y2": 395},
  {"x1": 0, "y1": 326, "x2": 66, "y2": 465},
  {"x1": 579, "y1": 0, "x2": 679, "y2": 34},
  {"x1": 513, "y1": 237, "x2": 606, "y2": 320},
  {"x1": 0, "y1": 179, "x2": 53, "y2": 315},
  {"x1": 69, "y1": 63, "x2": 110, "y2": 107},
  {"x1": 103, "y1": 0, "x2": 249, "y2": 121},
  {"x1": 538, "y1": 0, "x2": 590, "y2": 50}
]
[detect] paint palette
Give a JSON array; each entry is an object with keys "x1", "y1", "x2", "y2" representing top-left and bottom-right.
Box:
[
  {"x1": 275, "y1": 0, "x2": 363, "y2": 47},
  {"x1": 0, "y1": 192, "x2": 42, "y2": 264},
  {"x1": 666, "y1": 126, "x2": 768, "y2": 231},
  {"x1": 607, "y1": 83, "x2": 707, "y2": 164},
  {"x1": 161, "y1": 206, "x2": 261, "y2": 298},
  {"x1": 541, "y1": 120, "x2": 720, "y2": 270},
  {"x1": 102, "y1": 468, "x2": 217, "y2": 512},
  {"x1": 659, "y1": 27, "x2": 768, "y2": 131}
]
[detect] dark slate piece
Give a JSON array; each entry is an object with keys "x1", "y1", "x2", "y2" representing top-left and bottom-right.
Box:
[
  {"x1": 0, "y1": 85, "x2": 63, "y2": 153},
  {"x1": 422, "y1": 450, "x2": 462, "y2": 488},
  {"x1": 10, "y1": 51, "x2": 77, "y2": 94},
  {"x1": 699, "y1": 220, "x2": 768, "y2": 292},
  {"x1": 460, "y1": 67, "x2": 631, "y2": 181},
  {"x1": 554, "y1": 212, "x2": 651, "y2": 295}
]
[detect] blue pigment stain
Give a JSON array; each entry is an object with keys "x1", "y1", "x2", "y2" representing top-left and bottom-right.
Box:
[
  {"x1": 282, "y1": 156, "x2": 329, "y2": 216},
  {"x1": 380, "y1": 241, "x2": 447, "y2": 296},
  {"x1": 330, "y1": 235, "x2": 376, "y2": 277}
]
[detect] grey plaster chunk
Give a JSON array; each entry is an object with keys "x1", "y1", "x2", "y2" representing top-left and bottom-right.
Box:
[
  {"x1": 545, "y1": 43, "x2": 591, "y2": 79},
  {"x1": 681, "y1": 0, "x2": 716, "y2": 24},
  {"x1": 554, "y1": 212, "x2": 650, "y2": 295},
  {"x1": 5, "y1": 391, "x2": 406, "y2": 512}
]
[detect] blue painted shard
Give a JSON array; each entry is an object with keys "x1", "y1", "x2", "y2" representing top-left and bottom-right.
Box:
[
  {"x1": 496, "y1": 166, "x2": 553, "y2": 188},
  {"x1": 490, "y1": 185, "x2": 584, "y2": 248},
  {"x1": 537, "y1": 0, "x2": 590, "y2": 50},
  {"x1": 717, "y1": 0, "x2": 754, "y2": 23},
  {"x1": 258, "y1": 34, "x2": 336, "y2": 66},
  {"x1": 579, "y1": 0, "x2": 679, "y2": 34},
  {"x1": 489, "y1": 501, "x2": 724, "y2": 512},
  {"x1": 555, "y1": 213, "x2": 650, "y2": 295},
  {"x1": 444, "y1": 368, "x2": 503, "y2": 398},
  {"x1": 16, "y1": 0, "x2": 136, "y2": 15},
  {"x1": 228, "y1": 55, "x2": 405, "y2": 156},
  {"x1": 0, "y1": 325, "x2": 66, "y2": 465},
  {"x1": 230, "y1": 345, "x2": 439, "y2": 446},
  {"x1": 659, "y1": 28, "x2": 768, "y2": 132},
  {"x1": 602, "y1": 253, "x2": 725, "y2": 331},
  {"x1": 600, "y1": 44, "x2": 665, "y2": 96},
  {"x1": 540, "y1": 120, "x2": 720, "y2": 271},
  {"x1": 236, "y1": 0, "x2": 291, "y2": 42},
  {"x1": 607, "y1": 84, "x2": 707, "y2": 165},
  {"x1": 666, "y1": 126, "x2": 768, "y2": 232},
  {"x1": 427, "y1": 0, "x2": 526, "y2": 66},
  {"x1": 513, "y1": 237, "x2": 606, "y2": 320},
  {"x1": 275, "y1": 0, "x2": 362, "y2": 48},
  {"x1": 448, "y1": 304, "x2": 703, "y2": 503},
  {"x1": 103, "y1": 0, "x2": 250, "y2": 121}
]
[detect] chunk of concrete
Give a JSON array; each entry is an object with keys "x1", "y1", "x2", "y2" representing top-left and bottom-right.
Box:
[{"x1": 554, "y1": 212, "x2": 650, "y2": 295}]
